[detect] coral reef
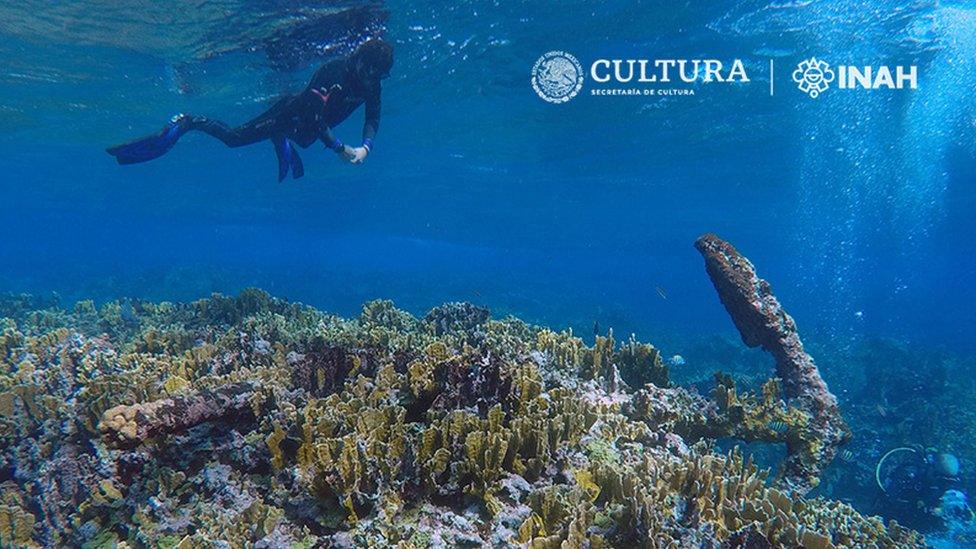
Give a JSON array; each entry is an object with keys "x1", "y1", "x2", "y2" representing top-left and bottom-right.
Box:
[
  {"x1": 695, "y1": 233, "x2": 851, "y2": 495},
  {"x1": 804, "y1": 336, "x2": 976, "y2": 542},
  {"x1": 100, "y1": 381, "x2": 258, "y2": 448},
  {"x1": 0, "y1": 285, "x2": 920, "y2": 547}
]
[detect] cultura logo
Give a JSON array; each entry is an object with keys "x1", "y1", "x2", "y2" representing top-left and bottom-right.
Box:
[
  {"x1": 793, "y1": 57, "x2": 834, "y2": 99},
  {"x1": 531, "y1": 51, "x2": 749, "y2": 102},
  {"x1": 532, "y1": 51, "x2": 584, "y2": 104}
]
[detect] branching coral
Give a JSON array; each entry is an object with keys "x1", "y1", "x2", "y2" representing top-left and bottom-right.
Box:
[
  {"x1": 0, "y1": 288, "x2": 919, "y2": 547},
  {"x1": 0, "y1": 485, "x2": 38, "y2": 549}
]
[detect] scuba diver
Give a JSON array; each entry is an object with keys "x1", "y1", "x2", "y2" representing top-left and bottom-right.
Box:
[
  {"x1": 107, "y1": 38, "x2": 394, "y2": 182},
  {"x1": 876, "y1": 446, "x2": 974, "y2": 531}
]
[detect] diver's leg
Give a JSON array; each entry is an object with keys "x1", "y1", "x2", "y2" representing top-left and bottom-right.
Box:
[
  {"x1": 106, "y1": 113, "x2": 262, "y2": 164},
  {"x1": 186, "y1": 116, "x2": 269, "y2": 148},
  {"x1": 106, "y1": 96, "x2": 295, "y2": 164},
  {"x1": 189, "y1": 95, "x2": 295, "y2": 148},
  {"x1": 194, "y1": 117, "x2": 304, "y2": 181}
]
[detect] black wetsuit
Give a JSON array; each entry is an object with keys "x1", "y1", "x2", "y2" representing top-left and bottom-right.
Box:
[
  {"x1": 106, "y1": 54, "x2": 384, "y2": 179},
  {"x1": 884, "y1": 453, "x2": 960, "y2": 529},
  {"x1": 189, "y1": 58, "x2": 381, "y2": 152}
]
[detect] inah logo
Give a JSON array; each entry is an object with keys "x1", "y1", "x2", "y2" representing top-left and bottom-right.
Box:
[
  {"x1": 792, "y1": 57, "x2": 834, "y2": 99},
  {"x1": 790, "y1": 57, "x2": 917, "y2": 98},
  {"x1": 532, "y1": 51, "x2": 584, "y2": 103}
]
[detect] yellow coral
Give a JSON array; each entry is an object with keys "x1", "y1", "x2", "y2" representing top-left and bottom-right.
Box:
[
  {"x1": 0, "y1": 292, "x2": 924, "y2": 547},
  {"x1": 163, "y1": 375, "x2": 190, "y2": 395},
  {"x1": 0, "y1": 504, "x2": 36, "y2": 548},
  {"x1": 266, "y1": 422, "x2": 287, "y2": 470},
  {"x1": 572, "y1": 469, "x2": 601, "y2": 503}
]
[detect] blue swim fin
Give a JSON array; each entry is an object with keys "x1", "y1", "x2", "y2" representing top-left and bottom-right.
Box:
[
  {"x1": 273, "y1": 138, "x2": 289, "y2": 182},
  {"x1": 272, "y1": 137, "x2": 304, "y2": 182},
  {"x1": 289, "y1": 144, "x2": 304, "y2": 179},
  {"x1": 107, "y1": 114, "x2": 191, "y2": 165}
]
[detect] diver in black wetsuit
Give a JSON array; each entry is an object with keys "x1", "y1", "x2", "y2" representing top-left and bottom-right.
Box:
[
  {"x1": 878, "y1": 447, "x2": 972, "y2": 530},
  {"x1": 107, "y1": 39, "x2": 393, "y2": 181}
]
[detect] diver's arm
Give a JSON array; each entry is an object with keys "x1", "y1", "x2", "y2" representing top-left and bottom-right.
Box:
[
  {"x1": 319, "y1": 125, "x2": 342, "y2": 152},
  {"x1": 361, "y1": 83, "x2": 381, "y2": 153},
  {"x1": 319, "y1": 126, "x2": 354, "y2": 160},
  {"x1": 342, "y1": 84, "x2": 381, "y2": 164}
]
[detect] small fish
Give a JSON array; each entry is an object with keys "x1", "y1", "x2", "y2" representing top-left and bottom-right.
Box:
[
  {"x1": 120, "y1": 300, "x2": 138, "y2": 325},
  {"x1": 767, "y1": 420, "x2": 789, "y2": 434},
  {"x1": 667, "y1": 354, "x2": 686, "y2": 366},
  {"x1": 655, "y1": 286, "x2": 668, "y2": 300},
  {"x1": 876, "y1": 405, "x2": 888, "y2": 418},
  {"x1": 593, "y1": 321, "x2": 600, "y2": 336},
  {"x1": 838, "y1": 449, "x2": 855, "y2": 462}
]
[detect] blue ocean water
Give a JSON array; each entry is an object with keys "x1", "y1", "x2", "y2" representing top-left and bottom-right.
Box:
[
  {"x1": 1, "y1": 0, "x2": 975, "y2": 541},
  {"x1": 2, "y1": 0, "x2": 974, "y2": 350}
]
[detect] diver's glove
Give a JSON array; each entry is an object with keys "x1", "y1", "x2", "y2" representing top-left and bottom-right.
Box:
[{"x1": 347, "y1": 146, "x2": 369, "y2": 164}]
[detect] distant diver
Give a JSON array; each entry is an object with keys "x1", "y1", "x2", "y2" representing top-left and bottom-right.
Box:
[
  {"x1": 106, "y1": 39, "x2": 394, "y2": 181},
  {"x1": 876, "y1": 446, "x2": 973, "y2": 530}
]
